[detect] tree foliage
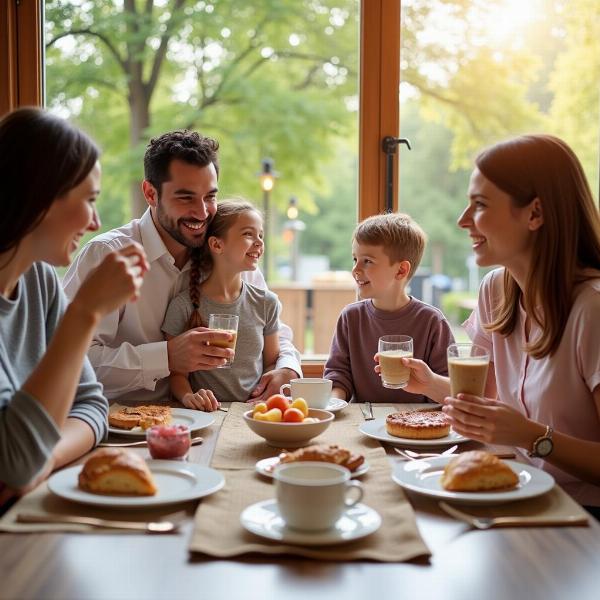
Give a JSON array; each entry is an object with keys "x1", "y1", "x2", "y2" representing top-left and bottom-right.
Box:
[
  {"x1": 44, "y1": 0, "x2": 599, "y2": 283},
  {"x1": 46, "y1": 0, "x2": 359, "y2": 222}
]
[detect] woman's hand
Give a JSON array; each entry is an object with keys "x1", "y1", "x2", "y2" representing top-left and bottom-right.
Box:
[
  {"x1": 74, "y1": 243, "x2": 149, "y2": 318},
  {"x1": 181, "y1": 389, "x2": 220, "y2": 412},
  {"x1": 442, "y1": 394, "x2": 537, "y2": 447}
]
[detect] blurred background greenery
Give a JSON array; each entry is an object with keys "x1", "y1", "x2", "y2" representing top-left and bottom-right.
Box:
[{"x1": 45, "y1": 0, "x2": 600, "y2": 342}]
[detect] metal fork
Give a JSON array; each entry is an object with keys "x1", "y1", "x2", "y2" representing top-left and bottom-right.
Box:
[
  {"x1": 438, "y1": 502, "x2": 588, "y2": 529},
  {"x1": 361, "y1": 402, "x2": 374, "y2": 421},
  {"x1": 395, "y1": 445, "x2": 458, "y2": 460}
]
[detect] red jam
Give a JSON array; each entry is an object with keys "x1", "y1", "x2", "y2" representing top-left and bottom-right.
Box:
[{"x1": 146, "y1": 424, "x2": 191, "y2": 459}]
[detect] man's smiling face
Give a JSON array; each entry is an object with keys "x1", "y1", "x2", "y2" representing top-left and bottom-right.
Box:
[{"x1": 153, "y1": 159, "x2": 218, "y2": 249}]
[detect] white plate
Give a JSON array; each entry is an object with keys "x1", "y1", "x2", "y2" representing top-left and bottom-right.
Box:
[
  {"x1": 325, "y1": 398, "x2": 348, "y2": 413},
  {"x1": 359, "y1": 418, "x2": 469, "y2": 447},
  {"x1": 108, "y1": 408, "x2": 215, "y2": 437},
  {"x1": 240, "y1": 500, "x2": 381, "y2": 545},
  {"x1": 255, "y1": 456, "x2": 370, "y2": 479},
  {"x1": 48, "y1": 460, "x2": 225, "y2": 508},
  {"x1": 391, "y1": 456, "x2": 555, "y2": 505}
]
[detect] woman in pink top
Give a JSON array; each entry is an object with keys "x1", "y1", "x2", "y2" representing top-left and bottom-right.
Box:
[{"x1": 399, "y1": 135, "x2": 600, "y2": 514}]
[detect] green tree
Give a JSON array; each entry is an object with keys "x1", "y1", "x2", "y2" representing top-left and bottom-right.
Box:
[
  {"x1": 297, "y1": 143, "x2": 358, "y2": 271},
  {"x1": 45, "y1": 0, "x2": 359, "y2": 221},
  {"x1": 547, "y1": 0, "x2": 600, "y2": 195},
  {"x1": 399, "y1": 102, "x2": 472, "y2": 277}
]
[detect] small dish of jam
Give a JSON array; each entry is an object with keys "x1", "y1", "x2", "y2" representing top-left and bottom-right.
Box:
[{"x1": 146, "y1": 424, "x2": 191, "y2": 460}]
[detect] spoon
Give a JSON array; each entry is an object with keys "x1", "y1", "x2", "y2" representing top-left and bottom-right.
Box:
[{"x1": 17, "y1": 512, "x2": 181, "y2": 533}]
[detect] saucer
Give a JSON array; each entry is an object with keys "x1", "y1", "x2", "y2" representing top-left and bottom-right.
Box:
[
  {"x1": 255, "y1": 456, "x2": 369, "y2": 479},
  {"x1": 240, "y1": 500, "x2": 381, "y2": 545},
  {"x1": 325, "y1": 398, "x2": 348, "y2": 413}
]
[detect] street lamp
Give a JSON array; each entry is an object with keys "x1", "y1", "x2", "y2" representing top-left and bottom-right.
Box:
[
  {"x1": 283, "y1": 196, "x2": 306, "y2": 282},
  {"x1": 259, "y1": 158, "x2": 277, "y2": 282}
]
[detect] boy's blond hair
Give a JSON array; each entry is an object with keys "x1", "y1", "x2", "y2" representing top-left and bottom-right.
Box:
[{"x1": 353, "y1": 212, "x2": 426, "y2": 279}]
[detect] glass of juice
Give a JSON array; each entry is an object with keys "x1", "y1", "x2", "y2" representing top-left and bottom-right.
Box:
[
  {"x1": 447, "y1": 343, "x2": 490, "y2": 397},
  {"x1": 378, "y1": 335, "x2": 413, "y2": 389},
  {"x1": 208, "y1": 313, "x2": 239, "y2": 368}
]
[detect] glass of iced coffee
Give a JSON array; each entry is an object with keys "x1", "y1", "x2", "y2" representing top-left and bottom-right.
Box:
[
  {"x1": 208, "y1": 313, "x2": 239, "y2": 368},
  {"x1": 447, "y1": 343, "x2": 490, "y2": 397},
  {"x1": 378, "y1": 335, "x2": 413, "y2": 389}
]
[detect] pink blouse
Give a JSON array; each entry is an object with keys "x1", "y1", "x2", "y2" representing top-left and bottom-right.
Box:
[{"x1": 464, "y1": 268, "x2": 600, "y2": 505}]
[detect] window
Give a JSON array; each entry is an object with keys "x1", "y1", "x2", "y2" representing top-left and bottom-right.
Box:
[
  {"x1": 38, "y1": 0, "x2": 399, "y2": 354},
  {"x1": 398, "y1": 0, "x2": 600, "y2": 333}
]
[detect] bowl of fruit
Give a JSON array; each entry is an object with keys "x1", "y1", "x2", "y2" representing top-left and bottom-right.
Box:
[{"x1": 243, "y1": 394, "x2": 334, "y2": 447}]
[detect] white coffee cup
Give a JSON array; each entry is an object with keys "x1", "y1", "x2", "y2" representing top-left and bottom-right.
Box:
[
  {"x1": 273, "y1": 462, "x2": 363, "y2": 531},
  {"x1": 279, "y1": 378, "x2": 332, "y2": 409}
]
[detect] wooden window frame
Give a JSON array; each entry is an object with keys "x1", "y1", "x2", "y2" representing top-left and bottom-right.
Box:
[
  {"x1": 0, "y1": 0, "x2": 43, "y2": 114},
  {"x1": 1, "y1": 0, "x2": 400, "y2": 372},
  {"x1": 0, "y1": 0, "x2": 400, "y2": 215}
]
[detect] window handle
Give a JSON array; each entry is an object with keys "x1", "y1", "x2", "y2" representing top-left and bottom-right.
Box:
[{"x1": 382, "y1": 137, "x2": 412, "y2": 212}]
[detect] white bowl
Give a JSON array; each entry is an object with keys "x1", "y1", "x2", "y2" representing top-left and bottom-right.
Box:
[{"x1": 243, "y1": 408, "x2": 334, "y2": 448}]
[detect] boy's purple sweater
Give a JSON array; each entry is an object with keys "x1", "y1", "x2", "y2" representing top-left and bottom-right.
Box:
[{"x1": 324, "y1": 298, "x2": 454, "y2": 403}]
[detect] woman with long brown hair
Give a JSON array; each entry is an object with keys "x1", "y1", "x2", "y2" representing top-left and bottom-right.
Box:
[
  {"x1": 398, "y1": 134, "x2": 600, "y2": 514},
  {"x1": 0, "y1": 107, "x2": 148, "y2": 503}
]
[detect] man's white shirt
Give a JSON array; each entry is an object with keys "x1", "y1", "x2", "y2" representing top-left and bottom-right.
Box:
[{"x1": 63, "y1": 209, "x2": 302, "y2": 404}]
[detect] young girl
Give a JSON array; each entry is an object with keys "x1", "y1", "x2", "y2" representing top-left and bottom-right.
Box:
[
  {"x1": 398, "y1": 134, "x2": 600, "y2": 514},
  {"x1": 162, "y1": 200, "x2": 280, "y2": 411},
  {"x1": 0, "y1": 108, "x2": 147, "y2": 503}
]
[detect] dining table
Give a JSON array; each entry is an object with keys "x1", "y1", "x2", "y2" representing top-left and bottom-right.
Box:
[{"x1": 1, "y1": 402, "x2": 599, "y2": 600}]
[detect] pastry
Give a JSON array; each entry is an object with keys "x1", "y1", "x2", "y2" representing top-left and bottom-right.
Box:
[
  {"x1": 108, "y1": 405, "x2": 172, "y2": 430},
  {"x1": 441, "y1": 450, "x2": 519, "y2": 492},
  {"x1": 78, "y1": 448, "x2": 157, "y2": 496},
  {"x1": 385, "y1": 410, "x2": 450, "y2": 439},
  {"x1": 278, "y1": 444, "x2": 365, "y2": 472}
]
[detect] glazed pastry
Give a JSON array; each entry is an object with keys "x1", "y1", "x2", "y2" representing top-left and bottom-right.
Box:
[
  {"x1": 441, "y1": 450, "x2": 519, "y2": 492},
  {"x1": 108, "y1": 405, "x2": 172, "y2": 430},
  {"x1": 78, "y1": 448, "x2": 157, "y2": 496},
  {"x1": 278, "y1": 444, "x2": 365, "y2": 472}
]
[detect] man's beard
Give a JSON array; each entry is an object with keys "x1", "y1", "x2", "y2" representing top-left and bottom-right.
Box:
[{"x1": 156, "y1": 199, "x2": 211, "y2": 249}]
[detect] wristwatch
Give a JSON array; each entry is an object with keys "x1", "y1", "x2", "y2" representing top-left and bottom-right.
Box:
[{"x1": 528, "y1": 425, "x2": 554, "y2": 458}]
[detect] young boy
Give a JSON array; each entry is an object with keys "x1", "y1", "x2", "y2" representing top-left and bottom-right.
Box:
[{"x1": 324, "y1": 212, "x2": 454, "y2": 403}]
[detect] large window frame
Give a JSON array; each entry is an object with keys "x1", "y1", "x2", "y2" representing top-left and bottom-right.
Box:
[
  {"x1": 0, "y1": 0, "x2": 401, "y2": 374},
  {"x1": 0, "y1": 0, "x2": 401, "y2": 216}
]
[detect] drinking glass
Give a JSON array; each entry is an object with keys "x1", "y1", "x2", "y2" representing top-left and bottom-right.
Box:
[
  {"x1": 208, "y1": 313, "x2": 239, "y2": 368},
  {"x1": 447, "y1": 343, "x2": 490, "y2": 397},
  {"x1": 378, "y1": 335, "x2": 413, "y2": 389}
]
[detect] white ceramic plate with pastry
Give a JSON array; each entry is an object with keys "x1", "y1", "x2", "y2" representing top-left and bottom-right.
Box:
[
  {"x1": 359, "y1": 418, "x2": 469, "y2": 447},
  {"x1": 391, "y1": 456, "x2": 555, "y2": 505},
  {"x1": 48, "y1": 460, "x2": 225, "y2": 508},
  {"x1": 240, "y1": 500, "x2": 381, "y2": 545},
  {"x1": 255, "y1": 456, "x2": 370, "y2": 479},
  {"x1": 108, "y1": 408, "x2": 215, "y2": 438}
]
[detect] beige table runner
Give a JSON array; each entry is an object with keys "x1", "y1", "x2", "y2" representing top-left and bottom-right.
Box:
[
  {"x1": 189, "y1": 402, "x2": 431, "y2": 561},
  {"x1": 211, "y1": 402, "x2": 382, "y2": 470}
]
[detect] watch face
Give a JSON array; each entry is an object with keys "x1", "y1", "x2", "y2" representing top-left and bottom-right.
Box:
[{"x1": 536, "y1": 438, "x2": 553, "y2": 457}]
